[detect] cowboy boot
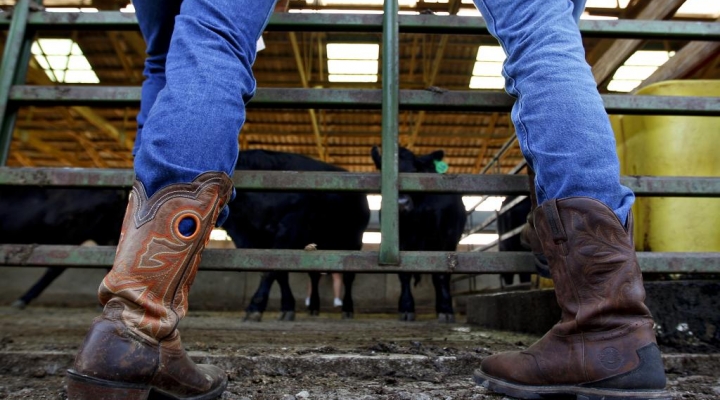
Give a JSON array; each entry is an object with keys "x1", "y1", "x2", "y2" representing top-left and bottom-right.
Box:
[
  {"x1": 67, "y1": 172, "x2": 233, "y2": 400},
  {"x1": 475, "y1": 197, "x2": 670, "y2": 400}
]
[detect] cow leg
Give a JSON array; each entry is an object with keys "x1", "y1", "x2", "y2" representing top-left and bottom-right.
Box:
[
  {"x1": 432, "y1": 273, "x2": 455, "y2": 323},
  {"x1": 308, "y1": 272, "x2": 321, "y2": 316},
  {"x1": 275, "y1": 271, "x2": 295, "y2": 321},
  {"x1": 341, "y1": 272, "x2": 355, "y2": 319},
  {"x1": 11, "y1": 267, "x2": 67, "y2": 309},
  {"x1": 397, "y1": 273, "x2": 415, "y2": 321},
  {"x1": 244, "y1": 272, "x2": 276, "y2": 322}
]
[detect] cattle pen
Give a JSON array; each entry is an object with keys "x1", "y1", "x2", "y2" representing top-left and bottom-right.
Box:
[{"x1": 0, "y1": 0, "x2": 719, "y2": 399}]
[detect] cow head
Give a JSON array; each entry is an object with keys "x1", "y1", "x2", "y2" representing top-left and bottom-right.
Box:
[{"x1": 371, "y1": 146, "x2": 446, "y2": 212}]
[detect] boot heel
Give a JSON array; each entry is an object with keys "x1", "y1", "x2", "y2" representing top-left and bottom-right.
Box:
[{"x1": 67, "y1": 370, "x2": 150, "y2": 400}]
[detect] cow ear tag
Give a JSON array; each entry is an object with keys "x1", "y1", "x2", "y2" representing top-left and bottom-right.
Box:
[{"x1": 434, "y1": 160, "x2": 448, "y2": 174}]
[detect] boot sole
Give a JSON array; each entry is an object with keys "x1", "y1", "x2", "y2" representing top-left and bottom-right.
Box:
[
  {"x1": 67, "y1": 369, "x2": 227, "y2": 400},
  {"x1": 473, "y1": 369, "x2": 671, "y2": 400}
]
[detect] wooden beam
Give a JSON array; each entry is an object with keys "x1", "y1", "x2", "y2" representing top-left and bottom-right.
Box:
[
  {"x1": 70, "y1": 106, "x2": 135, "y2": 151},
  {"x1": 107, "y1": 31, "x2": 141, "y2": 82},
  {"x1": 26, "y1": 61, "x2": 135, "y2": 152},
  {"x1": 240, "y1": 134, "x2": 248, "y2": 151},
  {"x1": 119, "y1": 31, "x2": 148, "y2": 58},
  {"x1": 11, "y1": 150, "x2": 33, "y2": 167},
  {"x1": 592, "y1": 0, "x2": 687, "y2": 85},
  {"x1": 699, "y1": 49, "x2": 720, "y2": 78},
  {"x1": 448, "y1": 0, "x2": 462, "y2": 15},
  {"x1": 275, "y1": 0, "x2": 291, "y2": 12},
  {"x1": 67, "y1": 131, "x2": 108, "y2": 168},
  {"x1": 405, "y1": 111, "x2": 426, "y2": 149},
  {"x1": 9, "y1": 105, "x2": 74, "y2": 166},
  {"x1": 634, "y1": 19, "x2": 720, "y2": 91},
  {"x1": 472, "y1": 113, "x2": 500, "y2": 174},
  {"x1": 289, "y1": 31, "x2": 325, "y2": 160},
  {"x1": 58, "y1": 107, "x2": 109, "y2": 168},
  {"x1": 405, "y1": 0, "x2": 462, "y2": 149},
  {"x1": 18, "y1": 130, "x2": 74, "y2": 166},
  {"x1": 637, "y1": 42, "x2": 720, "y2": 91}
]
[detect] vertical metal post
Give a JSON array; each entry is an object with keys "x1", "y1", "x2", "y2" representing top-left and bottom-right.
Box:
[
  {"x1": 0, "y1": 0, "x2": 31, "y2": 165},
  {"x1": 379, "y1": 0, "x2": 400, "y2": 265}
]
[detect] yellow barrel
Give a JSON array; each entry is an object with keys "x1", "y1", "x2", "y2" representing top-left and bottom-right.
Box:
[{"x1": 612, "y1": 80, "x2": 720, "y2": 252}]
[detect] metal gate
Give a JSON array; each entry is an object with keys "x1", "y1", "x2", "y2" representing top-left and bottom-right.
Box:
[{"x1": 1, "y1": 0, "x2": 719, "y2": 277}]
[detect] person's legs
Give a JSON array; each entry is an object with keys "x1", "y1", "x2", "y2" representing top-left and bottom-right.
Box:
[
  {"x1": 473, "y1": 0, "x2": 634, "y2": 224},
  {"x1": 471, "y1": 1, "x2": 668, "y2": 398},
  {"x1": 332, "y1": 272, "x2": 343, "y2": 307},
  {"x1": 308, "y1": 272, "x2": 321, "y2": 315},
  {"x1": 134, "y1": 0, "x2": 275, "y2": 198},
  {"x1": 131, "y1": 0, "x2": 181, "y2": 157},
  {"x1": 306, "y1": 278, "x2": 312, "y2": 307},
  {"x1": 68, "y1": 1, "x2": 277, "y2": 398}
]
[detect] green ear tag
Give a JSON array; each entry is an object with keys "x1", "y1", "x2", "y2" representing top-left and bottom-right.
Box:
[{"x1": 434, "y1": 160, "x2": 449, "y2": 174}]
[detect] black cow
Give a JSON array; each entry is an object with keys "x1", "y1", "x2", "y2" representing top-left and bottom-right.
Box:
[
  {"x1": 371, "y1": 147, "x2": 467, "y2": 323},
  {"x1": 223, "y1": 150, "x2": 370, "y2": 321},
  {"x1": 497, "y1": 194, "x2": 551, "y2": 281},
  {"x1": 0, "y1": 187, "x2": 128, "y2": 308},
  {"x1": 497, "y1": 196, "x2": 533, "y2": 286},
  {"x1": 4, "y1": 151, "x2": 369, "y2": 316}
]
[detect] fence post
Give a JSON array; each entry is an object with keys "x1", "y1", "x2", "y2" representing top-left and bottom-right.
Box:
[
  {"x1": 379, "y1": 0, "x2": 400, "y2": 265},
  {"x1": 0, "y1": 0, "x2": 32, "y2": 165}
]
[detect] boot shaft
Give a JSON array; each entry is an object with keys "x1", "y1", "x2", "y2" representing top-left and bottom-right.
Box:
[
  {"x1": 99, "y1": 172, "x2": 233, "y2": 341},
  {"x1": 533, "y1": 197, "x2": 653, "y2": 333}
]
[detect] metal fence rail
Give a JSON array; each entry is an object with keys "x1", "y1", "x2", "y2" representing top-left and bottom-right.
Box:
[
  {"x1": 1, "y1": 168, "x2": 719, "y2": 196},
  {"x1": 1, "y1": 245, "x2": 718, "y2": 274},
  {"x1": 6, "y1": 86, "x2": 720, "y2": 115},
  {"x1": 1, "y1": 12, "x2": 719, "y2": 40},
  {"x1": 0, "y1": 2, "x2": 718, "y2": 274}
]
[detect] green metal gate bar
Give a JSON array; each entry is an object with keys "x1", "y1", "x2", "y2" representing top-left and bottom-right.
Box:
[
  {"x1": 1, "y1": 12, "x2": 719, "y2": 40},
  {"x1": 8, "y1": 86, "x2": 720, "y2": 116},
  {"x1": 379, "y1": 0, "x2": 400, "y2": 265},
  {"x1": 0, "y1": 0, "x2": 31, "y2": 167},
  {"x1": 1, "y1": 245, "x2": 718, "y2": 274},
  {"x1": 1, "y1": 167, "x2": 719, "y2": 197}
]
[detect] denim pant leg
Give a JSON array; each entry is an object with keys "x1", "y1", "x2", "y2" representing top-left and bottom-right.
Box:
[
  {"x1": 133, "y1": 0, "x2": 277, "y2": 197},
  {"x1": 472, "y1": 0, "x2": 635, "y2": 223},
  {"x1": 131, "y1": 0, "x2": 182, "y2": 158}
]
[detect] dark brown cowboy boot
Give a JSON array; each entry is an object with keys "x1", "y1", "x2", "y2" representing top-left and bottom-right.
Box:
[
  {"x1": 67, "y1": 172, "x2": 233, "y2": 400},
  {"x1": 475, "y1": 197, "x2": 670, "y2": 400}
]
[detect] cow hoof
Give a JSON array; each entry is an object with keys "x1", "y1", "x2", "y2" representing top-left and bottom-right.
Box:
[
  {"x1": 398, "y1": 312, "x2": 416, "y2": 322},
  {"x1": 243, "y1": 311, "x2": 263, "y2": 322},
  {"x1": 437, "y1": 313, "x2": 456, "y2": 323},
  {"x1": 341, "y1": 312, "x2": 354, "y2": 319},
  {"x1": 308, "y1": 310, "x2": 320, "y2": 317},
  {"x1": 10, "y1": 299, "x2": 27, "y2": 310},
  {"x1": 278, "y1": 311, "x2": 295, "y2": 321}
]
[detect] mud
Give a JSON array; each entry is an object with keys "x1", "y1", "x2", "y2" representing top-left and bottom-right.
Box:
[{"x1": 0, "y1": 307, "x2": 718, "y2": 399}]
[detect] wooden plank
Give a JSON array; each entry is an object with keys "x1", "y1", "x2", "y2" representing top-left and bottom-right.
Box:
[
  {"x1": 635, "y1": 21, "x2": 720, "y2": 91},
  {"x1": 592, "y1": 0, "x2": 687, "y2": 85}
]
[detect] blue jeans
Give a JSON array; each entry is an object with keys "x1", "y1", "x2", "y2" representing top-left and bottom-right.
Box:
[
  {"x1": 133, "y1": 0, "x2": 633, "y2": 224},
  {"x1": 132, "y1": 0, "x2": 276, "y2": 199},
  {"x1": 473, "y1": 0, "x2": 635, "y2": 223}
]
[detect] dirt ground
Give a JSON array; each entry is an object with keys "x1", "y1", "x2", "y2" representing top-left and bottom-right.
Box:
[{"x1": 0, "y1": 307, "x2": 718, "y2": 399}]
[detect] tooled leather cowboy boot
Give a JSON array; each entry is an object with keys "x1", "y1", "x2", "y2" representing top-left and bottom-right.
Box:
[
  {"x1": 67, "y1": 172, "x2": 233, "y2": 400},
  {"x1": 475, "y1": 197, "x2": 670, "y2": 400}
]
